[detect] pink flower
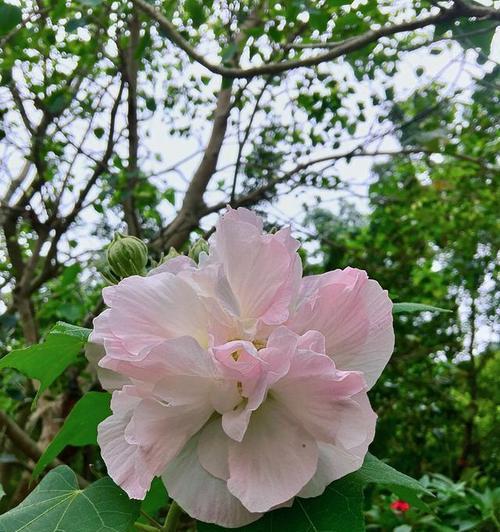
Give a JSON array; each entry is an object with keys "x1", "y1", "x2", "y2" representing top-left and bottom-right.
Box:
[{"x1": 89, "y1": 208, "x2": 394, "y2": 528}]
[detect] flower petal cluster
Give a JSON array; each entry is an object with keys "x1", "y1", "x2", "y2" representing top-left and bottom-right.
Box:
[{"x1": 89, "y1": 208, "x2": 394, "y2": 527}]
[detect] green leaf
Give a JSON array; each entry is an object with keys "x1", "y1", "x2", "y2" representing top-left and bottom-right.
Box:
[
  {"x1": 185, "y1": 0, "x2": 206, "y2": 28},
  {"x1": 140, "y1": 478, "x2": 169, "y2": 523},
  {"x1": 436, "y1": 18, "x2": 496, "y2": 60},
  {"x1": 0, "y1": 466, "x2": 140, "y2": 531},
  {"x1": 45, "y1": 91, "x2": 69, "y2": 114},
  {"x1": 0, "y1": 322, "x2": 90, "y2": 403},
  {"x1": 199, "y1": 475, "x2": 364, "y2": 532},
  {"x1": 33, "y1": 392, "x2": 111, "y2": 479},
  {"x1": 145, "y1": 96, "x2": 157, "y2": 112},
  {"x1": 51, "y1": 321, "x2": 91, "y2": 341},
  {"x1": 354, "y1": 454, "x2": 432, "y2": 510},
  {"x1": 0, "y1": 483, "x2": 5, "y2": 501},
  {"x1": 79, "y1": 0, "x2": 103, "y2": 6},
  {"x1": 309, "y1": 10, "x2": 329, "y2": 32},
  {"x1": 65, "y1": 17, "x2": 87, "y2": 32},
  {"x1": 221, "y1": 43, "x2": 238, "y2": 63},
  {"x1": 163, "y1": 188, "x2": 175, "y2": 205},
  {"x1": 0, "y1": 2, "x2": 22, "y2": 36},
  {"x1": 198, "y1": 454, "x2": 428, "y2": 532},
  {"x1": 393, "y1": 302, "x2": 452, "y2": 314}
]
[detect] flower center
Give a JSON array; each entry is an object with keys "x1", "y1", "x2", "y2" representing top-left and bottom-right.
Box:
[{"x1": 252, "y1": 339, "x2": 266, "y2": 350}]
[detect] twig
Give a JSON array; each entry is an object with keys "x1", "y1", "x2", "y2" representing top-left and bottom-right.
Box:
[{"x1": 0, "y1": 411, "x2": 89, "y2": 487}]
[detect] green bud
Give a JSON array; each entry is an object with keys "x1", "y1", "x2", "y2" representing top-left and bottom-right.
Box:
[
  {"x1": 151, "y1": 247, "x2": 181, "y2": 269},
  {"x1": 163, "y1": 246, "x2": 181, "y2": 262},
  {"x1": 105, "y1": 232, "x2": 148, "y2": 280},
  {"x1": 99, "y1": 261, "x2": 121, "y2": 285},
  {"x1": 188, "y1": 237, "x2": 209, "y2": 263}
]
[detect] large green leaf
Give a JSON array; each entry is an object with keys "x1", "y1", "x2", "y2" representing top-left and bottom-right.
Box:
[
  {"x1": 0, "y1": 2, "x2": 22, "y2": 36},
  {"x1": 0, "y1": 322, "x2": 91, "y2": 403},
  {"x1": 0, "y1": 466, "x2": 140, "y2": 532},
  {"x1": 199, "y1": 476, "x2": 364, "y2": 532},
  {"x1": 393, "y1": 302, "x2": 451, "y2": 314},
  {"x1": 33, "y1": 392, "x2": 111, "y2": 479},
  {"x1": 354, "y1": 454, "x2": 431, "y2": 510},
  {"x1": 198, "y1": 454, "x2": 429, "y2": 532}
]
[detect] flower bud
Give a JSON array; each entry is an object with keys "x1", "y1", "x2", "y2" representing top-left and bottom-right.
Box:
[
  {"x1": 149, "y1": 247, "x2": 181, "y2": 271},
  {"x1": 188, "y1": 237, "x2": 209, "y2": 263},
  {"x1": 161, "y1": 246, "x2": 181, "y2": 263},
  {"x1": 105, "y1": 233, "x2": 148, "y2": 281},
  {"x1": 99, "y1": 261, "x2": 121, "y2": 285}
]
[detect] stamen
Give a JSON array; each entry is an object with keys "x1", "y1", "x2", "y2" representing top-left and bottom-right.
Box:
[{"x1": 253, "y1": 339, "x2": 266, "y2": 350}]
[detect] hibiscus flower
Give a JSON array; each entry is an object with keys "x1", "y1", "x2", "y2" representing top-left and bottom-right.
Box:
[{"x1": 88, "y1": 207, "x2": 394, "y2": 527}]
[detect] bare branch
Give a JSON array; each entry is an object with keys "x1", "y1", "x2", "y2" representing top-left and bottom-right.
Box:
[
  {"x1": 151, "y1": 82, "x2": 234, "y2": 251},
  {"x1": 231, "y1": 79, "x2": 271, "y2": 204},
  {"x1": 151, "y1": 6, "x2": 265, "y2": 251},
  {"x1": 204, "y1": 147, "x2": 496, "y2": 216},
  {"x1": 120, "y1": 9, "x2": 141, "y2": 237},
  {"x1": 28, "y1": 80, "x2": 125, "y2": 295}
]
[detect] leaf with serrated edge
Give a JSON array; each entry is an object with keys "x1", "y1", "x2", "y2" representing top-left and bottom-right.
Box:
[{"x1": 0, "y1": 466, "x2": 140, "y2": 532}]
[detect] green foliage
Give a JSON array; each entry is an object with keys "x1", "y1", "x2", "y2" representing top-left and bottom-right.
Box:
[
  {"x1": 366, "y1": 473, "x2": 500, "y2": 531},
  {"x1": 0, "y1": 322, "x2": 90, "y2": 403},
  {"x1": 0, "y1": 466, "x2": 140, "y2": 532},
  {"x1": 140, "y1": 478, "x2": 170, "y2": 524},
  {"x1": 0, "y1": 2, "x2": 21, "y2": 35},
  {"x1": 304, "y1": 73, "x2": 499, "y2": 483},
  {"x1": 435, "y1": 18, "x2": 497, "y2": 63},
  {"x1": 393, "y1": 303, "x2": 452, "y2": 314},
  {"x1": 199, "y1": 454, "x2": 429, "y2": 532},
  {"x1": 33, "y1": 392, "x2": 111, "y2": 479}
]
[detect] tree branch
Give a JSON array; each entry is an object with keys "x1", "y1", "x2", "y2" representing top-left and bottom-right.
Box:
[
  {"x1": 121, "y1": 8, "x2": 141, "y2": 237},
  {"x1": 151, "y1": 82, "x2": 234, "y2": 251},
  {"x1": 150, "y1": 5, "x2": 264, "y2": 251},
  {"x1": 0, "y1": 411, "x2": 88, "y2": 487},
  {"x1": 204, "y1": 147, "x2": 496, "y2": 215},
  {"x1": 132, "y1": 0, "x2": 499, "y2": 79}
]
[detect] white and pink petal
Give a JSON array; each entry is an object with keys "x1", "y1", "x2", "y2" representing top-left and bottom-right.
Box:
[
  {"x1": 227, "y1": 399, "x2": 318, "y2": 513},
  {"x1": 287, "y1": 267, "x2": 394, "y2": 389}
]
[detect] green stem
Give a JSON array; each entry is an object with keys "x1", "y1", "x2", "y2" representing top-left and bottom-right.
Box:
[
  {"x1": 162, "y1": 500, "x2": 183, "y2": 532},
  {"x1": 140, "y1": 509, "x2": 162, "y2": 528},
  {"x1": 134, "y1": 522, "x2": 160, "y2": 532}
]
